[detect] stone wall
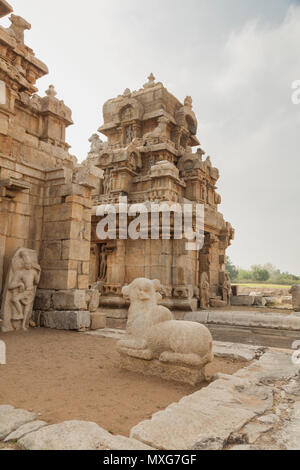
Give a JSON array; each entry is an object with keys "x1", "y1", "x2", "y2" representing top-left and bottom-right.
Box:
[{"x1": 0, "y1": 3, "x2": 101, "y2": 330}]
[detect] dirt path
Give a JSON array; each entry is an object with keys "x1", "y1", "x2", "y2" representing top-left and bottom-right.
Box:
[{"x1": 0, "y1": 329, "x2": 244, "y2": 436}]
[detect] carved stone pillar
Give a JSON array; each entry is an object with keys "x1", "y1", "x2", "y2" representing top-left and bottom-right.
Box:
[{"x1": 0, "y1": 198, "x2": 8, "y2": 295}]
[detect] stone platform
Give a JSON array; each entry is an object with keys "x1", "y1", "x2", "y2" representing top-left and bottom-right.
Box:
[
  {"x1": 186, "y1": 310, "x2": 300, "y2": 331},
  {"x1": 119, "y1": 353, "x2": 206, "y2": 386}
]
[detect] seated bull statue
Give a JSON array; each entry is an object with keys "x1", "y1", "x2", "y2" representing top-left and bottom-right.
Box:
[{"x1": 118, "y1": 278, "x2": 214, "y2": 368}]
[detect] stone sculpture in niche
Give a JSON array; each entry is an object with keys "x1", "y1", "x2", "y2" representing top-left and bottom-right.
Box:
[
  {"x1": 200, "y1": 272, "x2": 210, "y2": 309},
  {"x1": 117, "y1": 278, "x2": 213, "y2": 384},
  {"x1": 0, "y1": 248, "x2": 41, "y2": 332},
  {"x1": 222, "y1": 272, "x2": 232, "y2": 306}
]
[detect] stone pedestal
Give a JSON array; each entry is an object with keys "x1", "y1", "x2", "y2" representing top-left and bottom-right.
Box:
[
  {"x1": 39, "y1": 310, "x2": 90, "y2": 331},
  {"x1": 119, "y1": 353, "x2": 207, "y2": 386}
]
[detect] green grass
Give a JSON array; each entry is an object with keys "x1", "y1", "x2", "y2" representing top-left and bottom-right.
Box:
[{"x1": 234, "y1": 283, "x2": 291, "y2": 289}]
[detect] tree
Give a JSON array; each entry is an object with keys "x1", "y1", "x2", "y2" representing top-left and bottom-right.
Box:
[
  {"x1": 225, "y1": 256, "x2": 238, "y2": 281},
  {"x1": 252, "y1": 267, "x2": 270, "y2": 282}
]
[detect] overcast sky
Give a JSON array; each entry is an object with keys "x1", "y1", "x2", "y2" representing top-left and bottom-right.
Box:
[{"x1": 3, "y1": 0, "x2": 300, "y2": 274}]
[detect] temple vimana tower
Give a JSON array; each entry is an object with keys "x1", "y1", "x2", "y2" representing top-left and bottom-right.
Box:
[{"x1": 0, "y1": 1, "x2": 234, "y2": 331}]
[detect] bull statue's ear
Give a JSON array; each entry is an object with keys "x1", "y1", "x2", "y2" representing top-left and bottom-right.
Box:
[
  {"x1": 152, "y1": 279, "x2": 161, "y2": 292},
  {"x1": 122, "y1": 285, "x2": 130, "y2": 301}
]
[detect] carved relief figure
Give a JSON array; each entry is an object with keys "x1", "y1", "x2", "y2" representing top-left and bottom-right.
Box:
[
  {"x1": 1, "y1": 248, "x2": 41, "y2": 332},
  {"x1": 7, "y1": 14, "x2": 31, "y2": 43},
  {"x1": 200, "y1": 272, "x2": 210, "y2": 309},
  {"x1": 125, "y1": 125, "x2": 134, "y2": 144},
  {"x1": 118, "y1": 278, "x2": 213, "y2": 368},
  {"x1": 98, "y1": 244, "x2": 107, "y2": 282},
  {"x1": 103, "y1": 169, "x2": 112, "y2": 194},
  {"x1": 222, "y1": 273, "x2": 232, "y2": 306},
  {"x1": 88, "y1": 133, "x2": 105, "y2": 157},
  {"x1": 143, "y1": 116, "x2": 168, "y2": 143}
]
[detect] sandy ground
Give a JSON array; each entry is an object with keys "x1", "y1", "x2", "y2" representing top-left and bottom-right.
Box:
[{"x1": 0, "y1": 329, "x2": 245, "y2": 436}]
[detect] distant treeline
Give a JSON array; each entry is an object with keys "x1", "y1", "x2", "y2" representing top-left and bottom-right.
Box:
[{"x1": 226, "y1": 258, "x2": 300, "y2": 285}]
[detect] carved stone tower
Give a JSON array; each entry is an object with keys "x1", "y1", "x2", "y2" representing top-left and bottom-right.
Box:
[{"x1": 85, "y1": 74, "x2": 234, "y2": 325}]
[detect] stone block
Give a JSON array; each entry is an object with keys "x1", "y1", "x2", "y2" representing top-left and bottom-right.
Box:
[
  {"x1": 39, "y1": 269, "x2": 77, "y2": 290},
  {"x1": 290, "y1": 286, "x2": 300, "y2": 312},
  {"x1": 90, "y1": 312, "x2": 106, "y2": 330},
  {"x1": 0, "y1": 405, "x2": 36, "y2": 440},
  {"x1": 41, "y1": 311, "x2": 91, "y2": 331},
  {"x1": 41, "y1": 241, "x2": 61, "y2": 260},
  {"x1": 18, "y1": 420, "x2": 153, "y2": 450},
  {"x1": 52, "y1": 290, "x2": 87, "y2": 311},
  {"x1": 44, "y1": 203, "x2": 83, "y2": 222},
  {"x1": 130, "y1": 377, "x2": 273, "y2": 450},
  {"x1": 43, "y1": 221, "x2": 86, "y2": 241},
  {"x1": 210, "y1": 298, "x2": 227, "y2": 308},
  {"x1": 119, "y1": 354, "x2": 206, "y2": 386},
  {"x1": 0, "y1": 114, "x2": 9, "y2": 135},
  {"x1": 34, "y1": 290, "x2": 52, "y2": 311},
  {"x1": 4, "y1": 421, "x2": 47, "y2": 442},
  {"x1": 208, "y1": 311, "x2": 234, "y2": 325},
  {"x1": 185, "y1": 311, "x2": 210, "y2": 323},
  {"x1": 254, "y1": 296, "x2": 267, "y2": 307},
  {"x1": 106, "y1": 318, "x2": 127, "y2": 329},
  {"x1": 231, "y1": 285, "x2": 241, "y2": 296},
  {"x1": 231, "y1": 295, "x2": 255, "y2": 307},
  {"x1": 62, "y1": 240, "x2": 90, "y2": 262},
  {"x1": 9, "y1": 214, "x2": 30, "y2": 239},
  {"x1": 78, "y1": 275, "x2": 89, "y2": 290}
]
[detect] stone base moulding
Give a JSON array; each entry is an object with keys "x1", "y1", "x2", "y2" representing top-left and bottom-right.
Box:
[
  {"x1": 185, "y1": 310, "x2": 300, "y2": 331},
  {"x1": 37, "y1": 310, "x2": 91, "y2": 331},
  {"x1": 119, "y1": 353, "x2": 207, "y2": 386}
]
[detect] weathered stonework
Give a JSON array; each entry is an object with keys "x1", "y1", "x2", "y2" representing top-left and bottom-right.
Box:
[
  {"x1": 118, "y1": 278, "x2": 214, "y2": 385},
  {"x1": 0, "y1": 3, "x2": 100, "y2": 330},
  {"x1": 0, "y1": 3, "x2": 233, "y2": 330},
  {"x1": 0, "y1": 247, "x2": 40, "y2": 331},
  {"x1": 290, "y1": 285, "x2": 300, "y2": 312},
  {"x1": 86, "y1": 74, "x2": 234, "y2": 321}
]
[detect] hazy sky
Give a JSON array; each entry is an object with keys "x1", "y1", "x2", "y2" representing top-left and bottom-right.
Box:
[{"x1": 3, "y1": 0, "x2": 300, "y2": 274}]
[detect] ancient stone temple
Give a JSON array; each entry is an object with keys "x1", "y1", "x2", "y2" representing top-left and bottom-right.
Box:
[
  {"x1": 0, "y1": 2, "x2": 100, "y2": 331},
  {"x1": 0, "y1": 1, "x2": 233, "y2": 332},
  {"x1": 85, "y1": 74, "x2": 234, "y2": 325}
]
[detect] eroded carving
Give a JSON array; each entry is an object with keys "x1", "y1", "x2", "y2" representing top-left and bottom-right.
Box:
[
  {"x1": 88, "y1": 133, "x2": 107, "y2": 157},
  {"x1": 118, "y1": 278, "x2": 214, "y2": 370},
  {"x1": 200, "y1": 272, "x2": 210, "y2": 309},
  {"x1": 1, "y1": 248, "x2": 41, "y2": 332},
  {"x1": 7, "y1": 14, "x2": 31, "y2": 43},
  {"x1": 222, "y1": 272, "x2": 232, "y2": 306}
]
